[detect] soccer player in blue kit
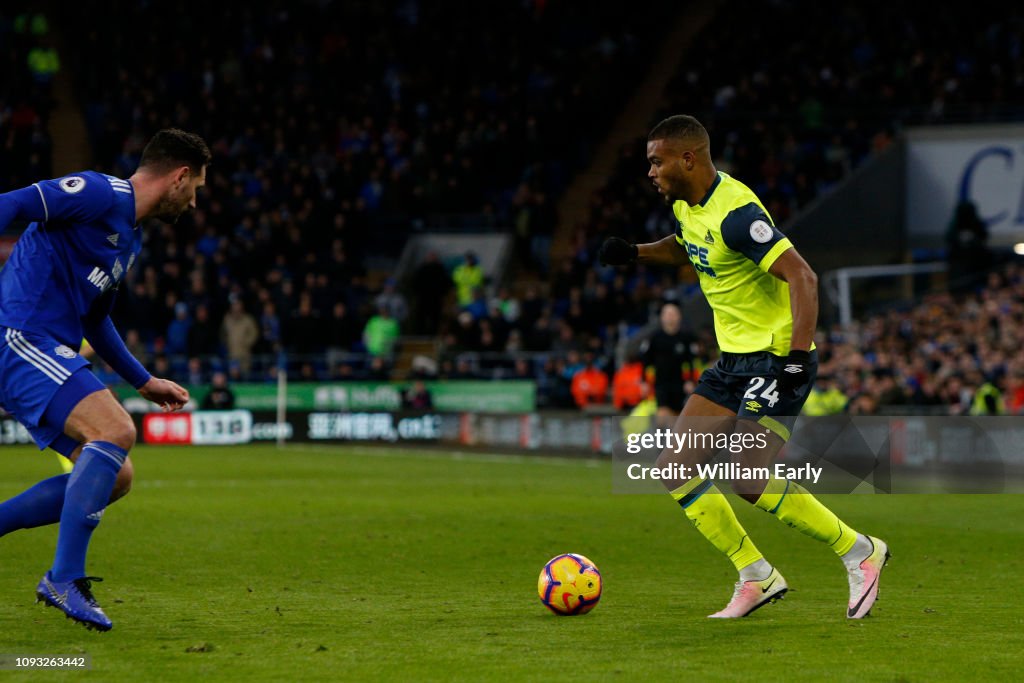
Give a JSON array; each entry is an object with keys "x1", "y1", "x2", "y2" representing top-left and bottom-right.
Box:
[{"x1": 0, "y1": 129, "x2": 210, "y2": 631}]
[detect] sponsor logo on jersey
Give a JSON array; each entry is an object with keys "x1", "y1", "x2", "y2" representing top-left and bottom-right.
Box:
[
  {"x1": 86, "y1": 266, "x2": 112, "y2": 292},
  {"x1": 749, "y1": 220, "x2": 773, "y2": 244},
  {"x1": 684, "y1": 241, "x2": 717, "y2": 277},
  {"x1": 54, "y1": 345, "x2": 77, "y2": 359}
]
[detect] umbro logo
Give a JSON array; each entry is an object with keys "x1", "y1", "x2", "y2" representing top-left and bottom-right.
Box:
[
  {"x1": 745, "y1": 400, "x2": 762, "y2": 411},
  {"x1": 784, "y1": 365, "x2": 803, "y2": 374},
  {"x1": 704, "y1": 229, "x2": 715, "y2": 244},
  {"x1": 107, "y1": 234, "x2": 119, "y2": 246}
]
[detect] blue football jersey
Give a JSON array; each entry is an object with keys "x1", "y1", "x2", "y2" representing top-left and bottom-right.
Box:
[{"x1": 0, "y1": 171, "x2": 142, "y2": 347}]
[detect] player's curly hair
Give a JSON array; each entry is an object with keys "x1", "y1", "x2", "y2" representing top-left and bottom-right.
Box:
[
  {"x1": 140, "y1": 128, "x2": 211, "y2": 173},
  {"x1": 647, "y1": 115, "x2": 710, "y2": 148}
]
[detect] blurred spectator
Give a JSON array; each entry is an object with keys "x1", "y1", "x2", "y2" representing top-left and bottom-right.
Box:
[
  {"x1": 640, "y1": 303, "x2": 694, "y2": 417},
  {"x1": 201, "y1": 371, "x2": 236, "y2": 410},
  {"x1": 366, "y1": 356, "x2": 391, "y2": 381},
  {"x1": 123, "y1": 329, "x2": 147, "y2": 363},
  {"x1": 802, "y1": 375, "x2": 848, "y2": 416},
  {"x1": 165, "y1": 302, "x2": 191, "y2": 357},
  {"x1": 187, "y1": 304, "x2": 220, "y2": 358},
  {"x1": 1005, "y1": 371, "x2": 1024, "y2": 415},
  {"x1": 528, "y1": 191, "x2": 557, "y2": 276},
  {"x1": 287, "y1": 294, "x2": 322, "y2": 355},
  {"x1": 26, "y1": 36, "x2": 59, "y2": 84},
  {"x1": 571, "y1": 352, "x2": 609, "y2": 409},
  {"x1": 612, "y1": 356, "x2": 648, "y2": 411},
  {"x1": 402, "y1": 380, "x2": 434, "y2": 410},
  {"x1": 846, "y1": 393, "x2": 879, "y2": 416},
  {"x1": 258, "y1": 302, "x2": 282, "y2": 354},
  {"x1": 452, "y1": 252, "x2": 484, "y2": 307},
  {"x1": 186, "y1": 357, "x2": 204, "y2": 386},
  {"x1": 969, "y1": 377, "x2": 1005, "y2": 416},
  {"x1": 326, "y1": 301, "x2": 361, "y2": 373},
  {"x1": 411, "y1": 252, "x2": 451, "y2": 335},
  {"x1": 491, "y1": 287, "x2": 520, "y2": 325},
  {"x1": 363, "y1": 306, "x2": 400, "y2": 358},
  {"x1": 946, "y1": 201, "x2": 991, "y2": 293},
  {"x1": 221, "y1": 298, "x2": 259, "y2": 375},
  {"x1": 464, "y1": 287, "x2": 489, "y2": 320},
  {"x1": 510, "y1": 357, "x2": 535, "y2": 382},
  {"x1": 374, "y1": 278, "x2": 408, "y2": 324}
]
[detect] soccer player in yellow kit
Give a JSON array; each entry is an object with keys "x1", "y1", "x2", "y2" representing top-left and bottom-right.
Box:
[{"x1": 600, "y1": 115, "x2": 889, "y2": 618}]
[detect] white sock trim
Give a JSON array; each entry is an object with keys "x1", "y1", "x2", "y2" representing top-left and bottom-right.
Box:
[{"x1": 739, "y1": 558, "x2": 773, "y2": 582}]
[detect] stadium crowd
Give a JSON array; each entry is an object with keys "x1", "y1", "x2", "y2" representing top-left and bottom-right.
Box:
[
  {"x1": 46, "y1": 0, "x2": 672, "y2": 383},
  {"x1": 0, "y1": 10, "x2": 56, "y2": 192},
  {"x1": 5, "y1": 3, "x2": 1024, "y2": 418},
  {"x1": 571, "y1": 1, "x2": 1024, "y2": 266}
]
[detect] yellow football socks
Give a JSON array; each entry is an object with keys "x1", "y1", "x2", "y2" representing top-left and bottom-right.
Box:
[
  {"x1": 671, "y1": 478, "x2": 764, "y2": 571},
  {"x1": 754, "y1": 477, "x2": 858, "y2": 556}
]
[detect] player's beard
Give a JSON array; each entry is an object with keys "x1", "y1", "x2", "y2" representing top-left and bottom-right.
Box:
[{"x1": 151, "y1": 195, "x2": 191, "y2": 224}]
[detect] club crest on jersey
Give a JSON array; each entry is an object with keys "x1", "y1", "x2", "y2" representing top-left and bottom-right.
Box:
[
  {"x1": 54, "y1": 345, "x2": 77, "y2": 359},
  {"x1": 58, "y1": 176, "x2": 87, "y2": 194}
]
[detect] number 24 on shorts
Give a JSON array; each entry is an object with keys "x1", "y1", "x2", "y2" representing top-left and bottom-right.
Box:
[{"x1": 744, "y1": 377, "x2": 779, "y2": 410}]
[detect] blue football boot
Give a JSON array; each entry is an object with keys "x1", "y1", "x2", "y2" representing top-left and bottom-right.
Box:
[{"x1": 36, "y1": 572, "x2": 113, "y2": 631}]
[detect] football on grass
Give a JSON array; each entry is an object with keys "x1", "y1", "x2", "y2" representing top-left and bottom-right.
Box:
[{"x1": 538, "y1": 553, "x2": 602, "y2": 615}]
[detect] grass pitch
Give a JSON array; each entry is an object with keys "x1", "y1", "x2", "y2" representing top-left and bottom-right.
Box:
[{"x1": 0, "y1": 444, "x2": 1021, "y2": 681}]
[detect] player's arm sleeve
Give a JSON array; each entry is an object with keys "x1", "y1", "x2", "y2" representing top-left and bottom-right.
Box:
[
  {"x1": 720, "y1": 203, "x2": 793, "y2": 272},
  {"x1": 82, "y1": 315, "x2": 152, "y2": 389},
  {"x1": 33, "y1": 173, "x2": 116, "y2": 224},
  {"x1": 0, "y1": 185, "x2": 48, "y2": 231}
]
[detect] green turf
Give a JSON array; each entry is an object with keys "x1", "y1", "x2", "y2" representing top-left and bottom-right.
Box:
[{"x1": 0, "y1": 444, "x2": 1021, "y2": 682}]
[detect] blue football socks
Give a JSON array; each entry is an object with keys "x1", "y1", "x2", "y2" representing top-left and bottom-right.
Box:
[
  {"x1": 0, "y1": 474, "x2": 69, "y2": 536},
  {"x1": 51, "y1": 441, "x2": 127, "y2": 583}
]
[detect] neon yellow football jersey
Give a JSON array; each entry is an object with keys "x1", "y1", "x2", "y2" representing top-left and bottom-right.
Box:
[{"x1": 672, "y1": 171, "x2": 805, "y2": 357}]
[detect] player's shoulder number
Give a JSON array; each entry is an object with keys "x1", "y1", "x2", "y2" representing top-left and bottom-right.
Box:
[{"x1": 58, "y1": 176, "x2": 87, "y2": 195}]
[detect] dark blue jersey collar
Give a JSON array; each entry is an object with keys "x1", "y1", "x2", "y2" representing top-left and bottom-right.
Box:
[{"x1": 698, "y1": 172, "x2": 722, "y2": 207}]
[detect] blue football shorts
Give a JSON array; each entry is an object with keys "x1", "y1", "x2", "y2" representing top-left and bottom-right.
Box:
[
  {"x1": 693, "y1": 350, "x2": 818, "y2": 440},
  {"x1": 0, "y1": 326, "x2": 107, "y2": 456}
]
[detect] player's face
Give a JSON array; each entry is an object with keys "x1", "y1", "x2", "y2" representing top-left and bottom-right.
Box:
[
  {"x1": 153, "y1": 166, "x2": 207, "y2": 224},
  {"x1": 647, "y1": 138, "x2": 690, "y2": 205}
]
